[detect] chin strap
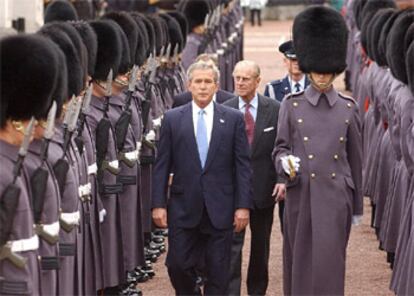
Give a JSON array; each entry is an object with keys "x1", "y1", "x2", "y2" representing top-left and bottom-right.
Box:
[{"x1": 309, "y1": 73, "x2": 337, "y2": 91}]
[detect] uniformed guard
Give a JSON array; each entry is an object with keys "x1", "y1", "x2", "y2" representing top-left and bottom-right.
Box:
[
  {"x1": 0, "y1": 34, "x2": 61, "y2": 296},
  {"x1": 272, "y1": 6, "x2": 363, "y2": 295},
  {"x1": 264, "y1": 40, "x2": 310, "y2": 103}
]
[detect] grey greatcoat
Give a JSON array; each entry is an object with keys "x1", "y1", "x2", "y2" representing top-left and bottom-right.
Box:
[
  {"x1": 273, "y1": 85, "x2": 363, "y2": 295},
  {"x1": 0, "y1": 140, "x2": 40, "y2": 296}
]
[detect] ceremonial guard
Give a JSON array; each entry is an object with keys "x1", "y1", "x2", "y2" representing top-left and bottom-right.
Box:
[
  {"x1": 273, "y1": 6, "x2": 363, "y2": 295},
  {"x1": 0, "y1": 34, "x2": 60, "y2": 296}
]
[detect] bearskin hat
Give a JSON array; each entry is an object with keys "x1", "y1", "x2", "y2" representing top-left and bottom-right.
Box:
[
  {"x1": 147, "y1": 15, "x2": 166, "y2": 56},
  {"x1": 405, "y1": 23, "x2": 414, "y2": 52},
  {"x1": 160, "y1": 13, "x2": 184, "y2": 53},
  {"x1": 0, "y1": 34, "x2": 59, "y2": 127},
  {"x1": 180, "y1": 0, "x2": 209, "y2": 31},
  {"x1": 129, "y1": 13, "x2": 149, "y2": 66},
  {"x1": 168, "y1": 11, "x2": 189, "y2": 46},
  {"x1": 378, "y1": 9, "x2": 406, "y2": 67},
  {"x1": 112, "y1": 21, "x2": 131, "y2": 75},
  {"x1": 89, "y1": 20, "x2": 122, "y2": 81},
  {"x1": 386, "y1": 10, "x2": 414, "y2": 84},
  {"x1": 407, "y1": 41, "x2": 414, "y2": 95},
  {"x1": 353, "y1": 0, "x2": 368, "y2": 30},
  {"x1": 293, "y1": 6, "x2": 348, "y2": 74},
  {"x1": 39, "y1": 24, "x2": 84, "y2": 98},
  {"x1": 48, "y1": 43, "x2": 68, "y2": 119},
  {"x1": 139, "y1": 14, "x2": 156, "y2": 57},
  {"x1": 72, "y1": 21, "x2": 98, "y2": 77},
  {"x1": 361, "y1": 0, "x2": 396, "y2": 21},
  {"x1": 368, "y1": 9, "x2": 395, "y2": 64},
  {"x1": 44, "y1": 0, "x2": 79, "y2": 23},
  {"x1": 104, "y1": 12, "x2": 138, "y2": 66}
]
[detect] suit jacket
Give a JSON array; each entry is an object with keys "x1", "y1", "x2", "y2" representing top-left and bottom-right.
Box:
[
  {"x1": 152, "y1": 102, "x2": 253, "y2": 230},
  {"x1": 224, "y1": 94, "x2": 280, "y2": 209},
  {"x1": 264, "y1": 75, "x2": 311, "y2": 102},
  {"x1": 172, "y1": 89, "x2": 236, "y2": 108}
]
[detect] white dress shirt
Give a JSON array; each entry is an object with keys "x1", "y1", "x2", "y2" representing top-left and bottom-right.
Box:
[
  {"x1": 288, "y1": 75, "x2": 306, "y2": 93},
  {"x1": 238, "y1": 93, "x2": 258, "y2": 122},
  {"x1": 192, "y1": 100, "x2": 214, "y2": 145}
]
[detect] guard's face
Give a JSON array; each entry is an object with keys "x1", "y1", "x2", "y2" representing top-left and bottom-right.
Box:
[
  {"x1": 284, "y1": 58, "x2": 302, "y2": 76},
  {"x1": 233, "y1": 67, "x2": 260, "y2": 101},
  {"x1": 188, "y1": 69, "x2": 218, "y2": 108},
  {"x1": 310, "y1": 72, "x2": 335, "y2": 90}
]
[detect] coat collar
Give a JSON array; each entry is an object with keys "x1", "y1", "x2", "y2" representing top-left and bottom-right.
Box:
[{"x1": 305, "y1": 85, "x2": 338, "y2": 107}]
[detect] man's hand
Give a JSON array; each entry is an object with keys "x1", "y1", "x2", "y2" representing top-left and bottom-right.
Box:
[
  {"x1": 272, "y1": 183, "x2": 286, "y2": 202},
  {"x1": 233, "y1": 208, "x2": 250, "y2": 233},
  {"x1": 152, "y1": 208, "x2": 168, "y2": 228}
]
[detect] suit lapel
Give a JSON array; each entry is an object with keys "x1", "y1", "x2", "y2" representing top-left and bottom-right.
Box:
[
  {"x1": 204, "y1": 103, "x2": 225, "y2": 171},
  {"x1": 181, "y1": 104, "x2": 202, "y2": 170},
  {"x1": 252, "y1": 95, "x2": 271, "y2": 154}
]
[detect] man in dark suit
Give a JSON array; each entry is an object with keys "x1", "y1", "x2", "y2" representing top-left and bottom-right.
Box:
[
  {"x1": 264, "y1": 40, "x2": 310, "y2": 102},
  {"x1": 225, "y1": 60, "x2": 280, "y2": 296},
  {"x1": 172, "y1": 54, "x2": 235, "y2": 108},
  {"x1": 152, "y1": 61, "x2": 253, "y2": 295}
]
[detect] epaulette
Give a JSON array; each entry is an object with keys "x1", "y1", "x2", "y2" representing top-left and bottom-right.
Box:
[
  {"x1": 338, "y1": 92, "x2": 356, "y2": 104},
  {"x1": 284, "y1": 90, "x2": 305, "y2": 100}
]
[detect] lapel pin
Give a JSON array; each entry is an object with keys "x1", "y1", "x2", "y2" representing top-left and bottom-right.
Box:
[{"x1": 220, "y1": 119, "x2": 225, "y2": 123}]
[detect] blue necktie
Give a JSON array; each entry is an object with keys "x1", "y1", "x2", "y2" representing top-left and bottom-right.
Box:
[{"x1": 196, "y1": 109, "x2": 208, "y2": 168}]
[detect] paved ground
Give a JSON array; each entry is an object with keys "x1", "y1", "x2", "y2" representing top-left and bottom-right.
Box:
[{"x1": 141, "y1": 20, "x2": 394, "y2": 295}]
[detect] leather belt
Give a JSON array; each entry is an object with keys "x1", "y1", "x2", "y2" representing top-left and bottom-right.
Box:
[
  {"x1": 10, "y1": 235, "x2": 39, "y2": 253},
  {"x1": 60, "y1": 211, "x2": 80, "y2": 233},
  {"x1": 78, "y1": 183, "x2": 91, "y2": 199},
  {"x1": 34, "y1": 221, "x2": 60, "y2": 245}
]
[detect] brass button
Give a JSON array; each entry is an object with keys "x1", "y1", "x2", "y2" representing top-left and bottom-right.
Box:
[
  {"x1": 293, "y1": 101, "x2": 298, "y2": 107},
  {"x1": 339, "y1": 137, "x2": 345, "y2": 143},
  {"x1": 298, "y1": 118, "x2": 303, "y2": 123},
  {"x1": 304, "y1": 136, "x2": 309, "y2": 142},
  {"x1": 334, "y1": 154, "x2": 339, "y2": 160},
  {"x1": 331, "y1": 173, "x2": 336, "y2": 179},
  {"x1": 345, "y1": 119, "x2": 350, "y2": 124},
  {"x1": 308, "y1": 154, "x2": 314, "y2": 160},
  {"x1": 347, "y1": 103, "x2": 352, "y2": 108},
  {"x1": 311, "y1": 173, "x2": 316, "y2": 179}
]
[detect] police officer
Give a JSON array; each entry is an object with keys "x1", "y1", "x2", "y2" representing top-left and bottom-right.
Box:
[
  {"x1": 273, "y1": 6, "x2": 362, "y2": 295},
  {"x1": 264, "y1": 40, "x2": 310, "y2": 102}
]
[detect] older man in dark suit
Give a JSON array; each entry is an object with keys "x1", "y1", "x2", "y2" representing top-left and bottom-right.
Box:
[
  {"x1": 225, "y1": 60, "x2": 280, "y2": 296},
  {"x1": 152, "y1": 61, "x2": 253, "y2": 295}
]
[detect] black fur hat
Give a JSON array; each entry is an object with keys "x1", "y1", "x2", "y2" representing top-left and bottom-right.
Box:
[
  {"x1": 168, "y1": 11, "x2": 189, "y2": 45},
  {"x1": 48, "y1": 43, "x2": 68, "y2": 119},
  {"x1": 407, "y1": 41, "x2": 414, "y2": 95},
  {"x1": 89, "y1": 20, "x2": 122, "y2": 81},
  {"x1": 360, "y1": 13, "x2": 375, "y2": 58},
  {"x1": 129, "y1": 13, "x2": 149, "y2": 66},
  {"x1": 160, "y1": 13, "x2": 184, "y2": 52},
  {"x1": 369, "y1": 9, "x2": 395, "y2": 64},
  {"x1": 44, "y1": 0, "x2": 79, "y2": 23},
  {"x1": 140, "y1": 14, "x2": 156, "y2": 57},
  {"x1": 386, "y1": 10, "x2": 414, "y2": 84},
  {"x1": 112, "y1": 21, "x2": 131, "y2": 75},
  {"x1": 378, "y1": 9, "x2": 404, "y2": 67},
  {"x1": 104, "y1": 12, "x2": 138, "y2": 66},
  {"x1": 39, "y1": 23, "x2": 84, "y2": 98},
  {"x1": 293, "y1": 6, "x2": 348, "y2": 74},
  {"x1": 147, "y1": 15, "x2": 165, "y2": 56},
  {"x1": 72, "y1": 21, "x2": 98, "y2": 77},
  {"x1": 353, "y1": 0, "x2": 368, "y2": 30},
  {"x1": 180, "y1": 0, "x2": 209, "y2": 31},
  {"x1": 361, "y1": 0, "x2": 396, "y2": 21},
  {"x1": 52, "y1": 22, "x2": 88, "y2": 85},
  {"x1": 0, "y1": 34, "x2": 59, "y2": 127}
]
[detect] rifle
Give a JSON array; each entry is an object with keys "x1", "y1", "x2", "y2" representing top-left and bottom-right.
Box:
[{"x1": 115, "y1": 66, "x2": 138, "y2": 168}]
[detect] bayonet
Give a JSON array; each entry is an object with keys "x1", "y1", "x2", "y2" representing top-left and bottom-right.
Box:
[
  {"x1": 106, "y1": 69, "x2": 113, "y2": 97},
  {"x1": 68, "y1": 98, "x2": 81, "y2": 133},
  {"x1": 44, "y1": 101, "x2": 57, "y2": 141},
  {"x1": 82, "y1": 84, "x2": 93, "y2": 114},
  {"x1": 165, "y1": 43, "x2": 171, "y2": 61},
  {"x1": 172, "y1": 43, "x2": 179, "y2": 65},
  {"x1": 159, "y1": 45, "x2": 165, "y2": 59},
  {"x1": 128, "y1": 65, "x2": 138, "y2": 93},
  {"x1": 62, "y1": 98, "x2": 74, "y2": 128}
]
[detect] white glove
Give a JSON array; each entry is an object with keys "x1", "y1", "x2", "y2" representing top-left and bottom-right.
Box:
[
  {"x1": 152, "y1": 117, "x2": 162, "y2": 128},
  {"x1": 281, "y1": 155, "x2": 301, "y2": 176},
  {"x1": 145, "y1": 130, "x2": 156, "y2": 142},
  {"x1": 352, "y1": 215, "x2": 363, "y2": 225},
  {"x1": 99, "y1": 209, "x2": 107, "y2": 223}
]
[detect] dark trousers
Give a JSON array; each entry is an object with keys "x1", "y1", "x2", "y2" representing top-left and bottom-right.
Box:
[
  {"x1": 166, "y1": 209, "x2": 233, "y2": 295},
  {"x1": 227, "y1": 205, "x2": 275, "y2": 295},
  {"x1": 278, "y1": 200, "x2": 285, "y2": 234},
  {"x1": 250, "y1": 9, "x2": 262, "y2": 26}
]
